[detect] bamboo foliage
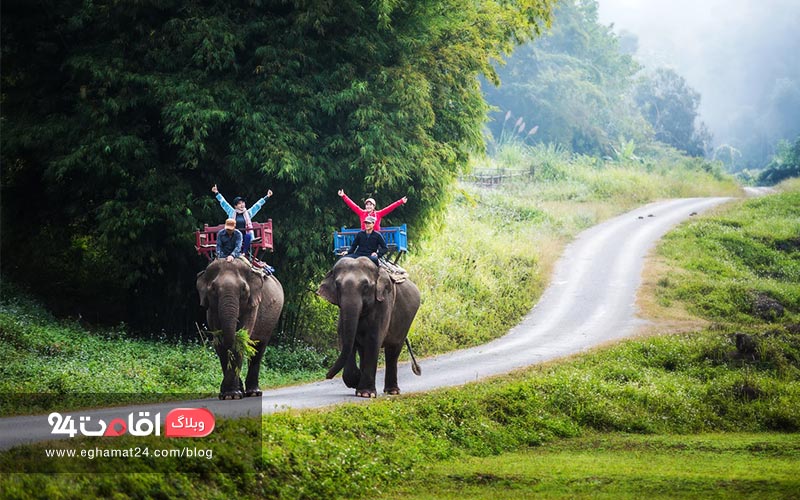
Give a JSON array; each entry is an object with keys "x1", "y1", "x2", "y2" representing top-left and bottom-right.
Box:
[{"x1": 0, "y1": 0, "x2": 555, "y2": 333}]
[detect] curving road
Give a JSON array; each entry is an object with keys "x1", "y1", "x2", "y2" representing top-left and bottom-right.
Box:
[{"x1": 0, "y1": 197, "x2": 731, "y2": 451}]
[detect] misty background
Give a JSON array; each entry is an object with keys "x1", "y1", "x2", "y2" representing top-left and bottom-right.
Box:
[{"x1": 597, "y1": 0, "x2": 800, "y2": 171}]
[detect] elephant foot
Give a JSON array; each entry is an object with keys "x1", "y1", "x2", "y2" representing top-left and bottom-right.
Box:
[
  {"x1": 355, "y1": 389, "x2": 377, "y2": 398},
  {"x1": 384, "y1": 387, "x2": 401, "y2": 395},
  {"x1": 218, "y1": 390, "x2": 243, "y2": 400},
  {"x1": 244, "y1": 389, "x2": 262, "y2": 397}
]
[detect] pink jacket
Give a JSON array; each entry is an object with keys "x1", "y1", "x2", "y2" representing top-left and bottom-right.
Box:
[{"x1": 341, "y1": 193, "x2": 405, "y2": 231}]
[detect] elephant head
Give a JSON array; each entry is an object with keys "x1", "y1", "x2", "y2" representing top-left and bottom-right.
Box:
[
  {"x1": 197, "y1": 258, "x2": 283, "y2": 399},
  {"x1": 197, "y1": 259, "x2": 264, "y2": 336},
  {"x1": 318, "y1": 256, "x2": 419, "y2": 398}
]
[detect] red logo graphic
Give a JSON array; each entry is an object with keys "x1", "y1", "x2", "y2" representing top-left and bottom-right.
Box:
[
  {"x1": 165, "y1": 408, "x2": 215, "y2": 438},
  {"x1": 103, "y1": 418, "x2": 128, "y2": 437}
]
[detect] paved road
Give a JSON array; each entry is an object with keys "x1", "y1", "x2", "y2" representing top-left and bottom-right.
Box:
[{"x1": 0, "y1": 197, "x2": 731, "y2": 451}]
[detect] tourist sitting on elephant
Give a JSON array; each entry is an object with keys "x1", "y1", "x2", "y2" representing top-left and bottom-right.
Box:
[
  {"x1": 216, "y1": 219, "x2": 242, "y2": 262},
  {"x1": 338, "y1": 189, "x2": 407, "y2": 231},
  {"x1": 343, "y1": 216, "x2": 387, "y2": 266},
  {"x1": 212, "y1": 184, "x2": 272, "y2": 256}
]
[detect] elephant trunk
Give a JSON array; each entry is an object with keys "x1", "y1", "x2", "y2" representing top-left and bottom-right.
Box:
[
  {"x1": 219, "y1": 296, "x2": 241, "y2": 347},
  {"x1": 326, "y1": 298, "x2": 361, "y2": 379}
]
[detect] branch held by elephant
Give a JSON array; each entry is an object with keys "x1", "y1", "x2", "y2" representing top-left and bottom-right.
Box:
[{"x1": 210, "y1": 329, "x2": 258, "y2": 377}]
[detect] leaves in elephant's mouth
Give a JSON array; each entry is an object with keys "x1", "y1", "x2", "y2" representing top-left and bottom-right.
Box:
[{"x1": 210, "y1": 329, "x2": 259, "y2": 376}]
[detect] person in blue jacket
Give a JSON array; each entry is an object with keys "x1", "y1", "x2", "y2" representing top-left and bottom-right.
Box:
[
  {"x1": 216, "y1": 219, "x2": 243, "y2": 262},
  {"x1": 211, "y1": 184, "x2": 272, "y2": 256}
]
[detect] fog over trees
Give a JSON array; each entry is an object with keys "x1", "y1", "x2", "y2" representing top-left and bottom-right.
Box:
[
  {"x1": 598, "y1": 0, "x2": 800, "y2": 171},
  {"x1": 482, "y1": 0, "x2": 710, "y2": 159}
]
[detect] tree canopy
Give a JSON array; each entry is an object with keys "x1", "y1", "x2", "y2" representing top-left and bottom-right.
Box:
[
  {"x1": 482, "y1": 0, "x2": 648, "y2": 156},
  {"x1": 481, "y1": 0, "x2": 718, "y2": 160},
  {"x1": 634, "y1": 67, "x2": 711, "y2": 157},
  {"x1": 1, "y1": 0, "x2": 555, "y2": 333}
]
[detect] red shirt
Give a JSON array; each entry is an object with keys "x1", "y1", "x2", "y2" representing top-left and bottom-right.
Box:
[{"x1": 341, "y1": 193, "x2": 405, "y2": 231}]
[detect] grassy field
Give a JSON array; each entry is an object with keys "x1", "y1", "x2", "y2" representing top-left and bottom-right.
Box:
[
  {"x1": 4, "y1": 322, "x2": 798, "y2": 497},
  {"x1": 381, "y1": 433, "x2": 800, "y2": 499},
  {"x1": 0, "y1": 290, "x2": 334, "y2": 414}
]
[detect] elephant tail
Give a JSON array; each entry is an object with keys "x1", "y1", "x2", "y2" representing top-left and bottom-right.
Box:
[
  {"x1": 406, "y1": 337, "x2": 422, "y2": 376},
  {"x1": 326, "y1": 354, "x2": 347, "y2": 379}
]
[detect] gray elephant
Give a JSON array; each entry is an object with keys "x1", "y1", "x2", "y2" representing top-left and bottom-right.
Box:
[
  {"x1": 196, "y1": 258, "x2": 284, "y2": 400},
  {"x1": 317, "y1": 256, "x2": 421, "y2": 398}
]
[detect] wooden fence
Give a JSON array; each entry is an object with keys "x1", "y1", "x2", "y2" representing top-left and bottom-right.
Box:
[{"x1": 460, "y1": 168, "x2": 532, "y2": 185}]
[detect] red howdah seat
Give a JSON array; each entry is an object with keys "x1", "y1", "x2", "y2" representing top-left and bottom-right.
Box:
[{"x1": 195, "y1": 220, "x2": 273, "y2": 261}]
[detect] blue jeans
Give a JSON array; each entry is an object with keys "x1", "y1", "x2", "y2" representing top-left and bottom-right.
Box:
[{"x1": 242, "y1": 233, "x2": 252, "y2": 255}]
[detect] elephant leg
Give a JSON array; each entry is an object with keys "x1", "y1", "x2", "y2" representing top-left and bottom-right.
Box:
[
  {"x1": 216, "y1": 345, "x2": 244, "y2": 400},
  {"x1": 244, "y1": 340, "x2": 268, "y2": 397},
  {"x1": 343, "y1": 342, "x2": 361, "y2": 389},
  {"x1": 383, "y1": 343, "x2": 402, "y2": 395},
  {"x1": 355, "y1": 339, "x2": 380, "y2": 398}
]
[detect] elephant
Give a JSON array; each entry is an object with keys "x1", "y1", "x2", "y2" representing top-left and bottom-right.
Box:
[
  {"x1": 196, "y1": 258, "x2": 284, "y2": 400},
  {"x1": 317, "y1": 256, "x2": 421, "y2": 398}
]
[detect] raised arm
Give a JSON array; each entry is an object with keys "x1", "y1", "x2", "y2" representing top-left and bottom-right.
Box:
[
  {"x1": 339, "y1": 190, "x2": 365, "y2": 215},
  {"x1": 376, "y1": 196, "x2": 407, "y2": 217},
  {"x1": 248, "y1": 189, "x2": 272, "y2": 217},
  {"x1": 212, "y1": 185, "x2": 234, "y2": 217}
]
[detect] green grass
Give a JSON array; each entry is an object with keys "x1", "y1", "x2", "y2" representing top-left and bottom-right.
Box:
[
  {"x1": 0, "y1": 288, "x2": 333, "y2": 415},
  {"x1": 381, "y1": 433, "x2": 800, "y2": 499},
  {"x1": 4, "y1": 325, "x2": 797, "y2": 497},
  {"x1": 654, "y1": 188, "x2": 800, "y2": 325}
]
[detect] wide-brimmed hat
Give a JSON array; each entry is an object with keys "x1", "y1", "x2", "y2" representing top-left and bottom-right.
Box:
[{"x1": 224, "y1": 218, "x2": 236, "y2": 229}]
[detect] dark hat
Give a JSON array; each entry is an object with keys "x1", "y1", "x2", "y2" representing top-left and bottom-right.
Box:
[{"x1": 232, "y1": 196, "x2": 245, "y2": 205}]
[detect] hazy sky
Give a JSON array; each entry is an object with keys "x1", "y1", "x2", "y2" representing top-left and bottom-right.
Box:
[{"x1": 597, "y1": 0, "x2": 800, "y2": 144}]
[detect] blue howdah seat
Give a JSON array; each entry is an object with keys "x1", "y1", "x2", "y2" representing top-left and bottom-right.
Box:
[{"x1": 333, "y1": 224, "x2": 408, "y2": 263}]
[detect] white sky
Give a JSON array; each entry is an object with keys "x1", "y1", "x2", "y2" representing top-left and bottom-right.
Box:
[{"x1": 597, "y1": 0, "x2": 800, "y2": 142}]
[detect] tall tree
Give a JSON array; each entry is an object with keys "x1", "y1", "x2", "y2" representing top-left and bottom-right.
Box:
[
  {"x1": 0, "y1": 0, "x2": 554, "y2": 333},
  {"x1": 759, "y1": 135, "x2": 800, "y2": 185},
  {"x1": 634, "y1": 67, "x2": 711, "y2": 157},
  {"x1": 482, "y1": 0, "x2": 648, "y2": 156}
]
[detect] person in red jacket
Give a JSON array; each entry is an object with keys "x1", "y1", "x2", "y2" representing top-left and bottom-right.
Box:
[{"x1": 337, "y1": 189, "x2": 408, "y2": 231}]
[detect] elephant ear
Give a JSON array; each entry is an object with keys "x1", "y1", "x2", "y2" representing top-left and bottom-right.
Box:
[
  {"x1": 317, "y1": 269, "x2": 338, "y2": 305},
  {"x1": 247, "y1": 271, "x2": 265, "y2": 309},
  {"x1": 375, "y1": 268, "x2": 393, "y2": 303},
  {"x1": 196, "y1": 270, "x2": 210, "y2": 309}
]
